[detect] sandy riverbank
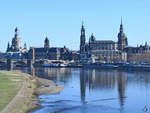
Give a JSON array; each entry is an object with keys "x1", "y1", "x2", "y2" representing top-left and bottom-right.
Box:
[{"x1": 1, "y1": 71, "x2": 64, "y2": 113}]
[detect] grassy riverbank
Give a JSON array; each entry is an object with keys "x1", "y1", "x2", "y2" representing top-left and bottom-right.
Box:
[
  {"x1": 0, "y1": 71, "x2": 23, "y2": 111},
  {"x1": 0, "y1": 71, "x2": 39, "y2": 113},
  {"x1": 0, "y1": 70, "x2": 64, "y2": 113}
]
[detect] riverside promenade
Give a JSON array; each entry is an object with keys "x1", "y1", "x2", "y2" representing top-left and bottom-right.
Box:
[
  {"x1": 0, "y1": 70, "x2": 64, "y2": 113},
  {"x1": 0, "y1": 71, "x2": 38, "y2": 113}
]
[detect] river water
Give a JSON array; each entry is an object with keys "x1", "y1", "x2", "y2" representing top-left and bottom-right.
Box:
[{"x1": 22, "y1": 68, "x2": 150, "y2": 113}]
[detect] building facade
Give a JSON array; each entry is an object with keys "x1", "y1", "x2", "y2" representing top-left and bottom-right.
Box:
[
  {"x1": 124, "y1": 42, "x2": 150, "y2": 63},
  {"x1": 6, "y1": 27, "x2": 28, "y2": 59},
  {"x1": 80, "y1": 20, "x2": 128, "y2": 63},
  {"x1": 28, "y1": 37, "x2": 73, "y2": 60},
  {"x1": 6, "y1": 27, "x2": 27, "y2": 53}
]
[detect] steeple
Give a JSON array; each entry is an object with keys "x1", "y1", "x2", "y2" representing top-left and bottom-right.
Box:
[
  {"x1": 81, "y1": 21, "x2": 85, "y2": 36},
  {"x1": 44, "y1": 36, "x2": 50, "y2": 49},
  {"x1": 121, "y1": 17, "x2": 122, "y2": 25},
  {"x1": 11, "y1": 27, "x2": 22, "y2": 52},
  {"x1": 7, "y1": 42, "x2": 10, "y2": 48},
  {"x1": 118, "y1": 18, "x2": 128, "y2": 51},
  {"x1": 15, "y1": 27, "x2": 19, "y2": 37},
  {"x1": 80, "y1": 22, "x2": 86, "y2": 53},
  {"x1": 15, "y1": 27, "x2": 18, "y2": 32},
  {"x1": 120, "y1": 18, "x2": 123, "y2": 32},
  {"x1": 6, "y1": 42, "x2": 10, "y2": 52}
]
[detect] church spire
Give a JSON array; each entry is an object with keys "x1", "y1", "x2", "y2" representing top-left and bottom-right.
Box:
[
  {"x1": 81, "y1": 21, "x2": 85, "y2": 33},
  {"x1": 14, "y1": 27, "x2": 19, "y2": 37},
  {"x1": 44, "y1": 36, "x2": 50, "y2": 49},
  {"x1": 15, "y1": 27, "x2": 18, "y2": 32},
  {"x1": 118, "y1": 18, "x2": 128, "y2": 51},
  {"x1": 120, "y1": 18, "x2": 123, "y2": 32},
  {"x1": 7, "y1": 42, "x2": 10, "y2": 48},
  {"x1": 6, "y1": 42, "x2": 10, "y2": 52},
  {"x1": 121, "y1": 17, "x2": 123, "y2": 25},
  {"x1": 80, "y1": 21, "x2": 86, "y2": 53}
]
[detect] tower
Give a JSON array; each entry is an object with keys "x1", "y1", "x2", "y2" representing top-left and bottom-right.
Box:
[
  {"x1": 24, "y1": 43, "x2": 27, "y2": 49},
  {"x1": 118, "y1": 19, "x2": 128, "y2": 51},
  {"x1": 11, "y1": 27, "x2": 22, "y2": 52},
  {"x1": 6, "y1": 42, "x2": 10, "y2": 52},
  {"x1": 44, "y1": 36, "x2": 50, "y2": 49},
  {"x1": 89, "y1": 33, "x2": 95, "y2": 43},
  {"x1": 80, "y1": 22, "x2": 86, "y2": 53}
]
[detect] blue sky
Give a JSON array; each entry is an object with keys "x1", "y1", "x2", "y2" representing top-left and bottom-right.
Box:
[{"x1": 0, "y1": 0, "x2": 150, "y2": 52}]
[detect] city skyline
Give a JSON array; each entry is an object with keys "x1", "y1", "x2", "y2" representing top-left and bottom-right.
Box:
[{"x1": 1, "y1": 0, "x2": 150, "y2": 52}]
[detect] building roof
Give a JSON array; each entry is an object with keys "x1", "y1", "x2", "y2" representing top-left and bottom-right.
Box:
[
  {"x1": 29, "y1": 47, "x2": 71, "y2": 53},
  {"x1": 91, "y1": 40, "x2": 116, "y2": 44}
]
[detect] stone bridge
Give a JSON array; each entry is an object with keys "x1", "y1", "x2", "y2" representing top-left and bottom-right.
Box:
[
  {"x1": 0, "y1": 59, "x2": 68, "y2": 70},
  {"x1": 0, "y1": 59, "x2": 65, "y2": 69},
  {"x1": 0, "y1": 59, "x2": 34, "y2": 70}
]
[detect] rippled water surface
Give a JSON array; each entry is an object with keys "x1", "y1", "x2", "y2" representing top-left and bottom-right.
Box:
[{"x1": 26, "y1": 68, "x2": 150, "y2": 113}]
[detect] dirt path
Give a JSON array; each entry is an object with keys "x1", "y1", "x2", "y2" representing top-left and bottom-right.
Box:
[
  {"x1": 1, "y1": 72, "x2": 64, "y2": 113},
  {"x1": 1, "y1": 73, "x2": 38, "y2": 113}
]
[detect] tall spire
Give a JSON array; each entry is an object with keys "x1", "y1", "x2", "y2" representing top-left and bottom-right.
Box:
[
  {"x1": 81, "y1": 21, "x2": 85, "y2": 32},
  {"x1": 15, "y1": 27, "x2": 19, "y2": 37},
  {"x1": 82, "y1": 21, "x2": 84, "y2": 26},
  {"x1": 44, "y1": 36, "x2": 50, "y2": 49},
  {"x1": 121, "y1": 17, "x2": 123, "y2": 25},
  {"x1": 118, "y1": 18, "x2": 128, "y2": 51},
  {"x1": 6, "y1": 42, "x2": 10, "y2": 52},
  {"x1": 81, "y1": 21, "x2": 85, "y2": 36},
  {"x1": 7, "y1": 41, "x2": 10, "y2": 47},
  {"x1": 7, "y1": 42, "x2": 10, "y2": 49},
  {"x1": 15, "y1": 27, "x2": 18, "y2": 32},
  {"x1": 80, "y1": 21, "x2": 86, "y2": 53},
  {"x1": 120, "y1": 18, "x2": 123, "y2": 32}
]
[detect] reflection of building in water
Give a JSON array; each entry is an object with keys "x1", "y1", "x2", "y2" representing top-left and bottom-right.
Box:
[
  {"x1": 33, "y1": 68, "x2": 71, "y2": 83},
  {"x1": 79, "y1": 69, "x2": 127, "y2": 107},
  {"x1": 80, "y1": 69, "x2": 87, "y2": 103},
  {"x1": 80, "y1": 69, "x2": 119, "y2": 102},
  {"x1": 88, "y1": 70, "x2": 118, "y2": 90},
  {"x1": 117, "y1": 71, "x2": 127, "y2": 108}
]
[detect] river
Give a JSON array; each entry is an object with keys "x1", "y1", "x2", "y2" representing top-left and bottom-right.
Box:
[{"x1": 20, "y1": 68, "x2": 150, "y2": 113}]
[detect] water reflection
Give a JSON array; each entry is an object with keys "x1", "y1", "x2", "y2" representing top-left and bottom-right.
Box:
[
  {"x1": 11, "y1": 67, "x2": 150, "y2": 113},
  {"x1": 79, "y1": 69, "x2": 127, "y2": 108},
  {"x1": 117, "y1": 71, "x2": 127, "y2": 108},
  {"x1": 80, "y1": 69, "x2": 86, "y2": 103}
]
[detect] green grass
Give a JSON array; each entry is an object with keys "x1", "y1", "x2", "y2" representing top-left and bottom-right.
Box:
[{"x1": 0, "y1": 71, "x2": 23, "y2": 111}]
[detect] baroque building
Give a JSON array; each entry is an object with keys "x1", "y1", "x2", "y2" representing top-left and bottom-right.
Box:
[
  {"x1": 123, "y1": 42, "x2": 150, "y2": 63},
  {"x1": 118, "y1": 20, "x2": 128, "y2": 51},
  {"x1": 28, "y1": 37, "x2": 73, "y2": 60},
  {"x1": 6, "y1": 27, "x2": 28, "y2": 59},
  {"x1": 6, "y1": 27, "x2": 27, "y2": 53},
  {"x1": 80, "y1": 20, "x2": 128, "y2": 63}
]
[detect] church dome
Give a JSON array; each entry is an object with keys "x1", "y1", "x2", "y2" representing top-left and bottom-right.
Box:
[{"x1": 89, "y1": 33, "x2": 96, "y2": 43}]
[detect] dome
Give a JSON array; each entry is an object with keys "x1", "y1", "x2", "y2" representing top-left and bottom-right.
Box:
[{"x1": 89, "y1": 33, "x2": 96, "y2": 43}]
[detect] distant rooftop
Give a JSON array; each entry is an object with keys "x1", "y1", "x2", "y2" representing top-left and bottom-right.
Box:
[{"x1": 93, "y1": 40, "x2": 116, "y2": 44}]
